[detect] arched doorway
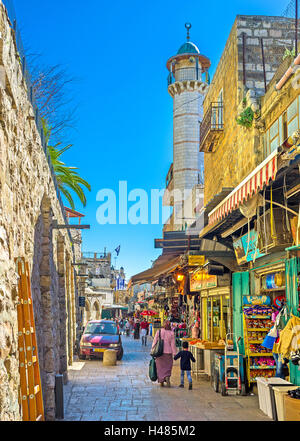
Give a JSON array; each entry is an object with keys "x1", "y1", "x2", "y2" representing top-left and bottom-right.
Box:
[
  {"x1": 92, "y1": 301, "x2": 100, "y2": 320},
  {"x1": 84, "y1": 299, "x2": 91, "y2": 325}
]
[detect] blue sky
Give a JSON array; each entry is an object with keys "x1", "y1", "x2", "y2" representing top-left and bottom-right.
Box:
[{"x1": 13, "y1": 0, "x2": 284, "y2": 279}]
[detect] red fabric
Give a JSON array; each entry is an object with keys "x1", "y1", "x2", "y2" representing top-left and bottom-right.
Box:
[{"x1": 140, "y1": 321, "x2": 149, "y2": 330}]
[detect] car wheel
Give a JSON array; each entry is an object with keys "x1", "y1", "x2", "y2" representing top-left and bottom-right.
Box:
[{"x1": 117, "y1": 347, "x2": 124, "y2": 361}]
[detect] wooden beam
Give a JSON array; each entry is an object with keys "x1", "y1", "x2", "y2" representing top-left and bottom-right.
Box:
[
  {"x1": 287, "y1": 183, "x2": 300, "y2": 199},
  {"x1": 221, "y1": 217, "x2": 249, "y2": 238}
]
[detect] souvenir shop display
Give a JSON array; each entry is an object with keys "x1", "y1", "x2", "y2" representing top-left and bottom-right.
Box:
[{"x1": 243, "y1": 271, "x2": 287, "y2": 386}]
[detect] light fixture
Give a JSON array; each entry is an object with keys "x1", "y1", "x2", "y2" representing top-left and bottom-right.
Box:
[{"x1": 176, "y1": 274, "x2": 184, "y2": 282}]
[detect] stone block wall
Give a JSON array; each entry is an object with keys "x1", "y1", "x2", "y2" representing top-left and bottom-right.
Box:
[
  {"x1": 203, "y1": 15, "x2": 295, "y2": 206},
  {"x1": 0, "y1": 4, "x2": 79, "y2": 421}
]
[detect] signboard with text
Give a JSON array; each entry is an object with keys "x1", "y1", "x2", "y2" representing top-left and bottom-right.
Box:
[
  {"x1": 188, "y1": 255, "x2": 205, "y2": 266},
  {"x1": 190, "y1": 270, "x2": 217, "y2": 292}
]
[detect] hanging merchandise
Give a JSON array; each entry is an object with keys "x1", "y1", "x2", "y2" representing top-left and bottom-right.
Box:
[
  {"x1": 274, "y1": 295, "x2": 286, "y2": 309},
  {"x1": 276, "y1": 314, "x2": 300, "y2": 360},
  {"x1": 178, "y1": 294, "x2": 183, "y2": 308}
]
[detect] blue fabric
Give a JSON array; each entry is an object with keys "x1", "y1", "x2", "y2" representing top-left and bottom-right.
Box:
[
  {"x1": 273, "y1": 353, "x2": 285, "y2": 379},
  {"x1": 180, "y1": 370, "x2": 192, "y2": 385},
  {"x1": 261, "y1": 334, "x2": 276, "y2": 350}
]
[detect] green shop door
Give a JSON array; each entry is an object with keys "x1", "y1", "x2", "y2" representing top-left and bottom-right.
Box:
[
  {"x1": 286, "y1": 257, "x2": 300, "y2": 385},
  {"x1": 232, "y1": 271, "x2": 250, "y2": 354}
]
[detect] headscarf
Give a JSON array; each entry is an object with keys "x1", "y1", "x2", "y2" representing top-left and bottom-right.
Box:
[{"x1": 164, "y1": 320, "x2": 171, "y2": 331}]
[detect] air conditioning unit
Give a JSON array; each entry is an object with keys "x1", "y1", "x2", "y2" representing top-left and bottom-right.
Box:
[{"x1": 256, "y1": 207, "x2": 294, "y2": 253}]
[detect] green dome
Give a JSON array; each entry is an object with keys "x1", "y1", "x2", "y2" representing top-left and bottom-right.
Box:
[{"x1": 177, "y1": 41, "x2": 200, "y2": 55}]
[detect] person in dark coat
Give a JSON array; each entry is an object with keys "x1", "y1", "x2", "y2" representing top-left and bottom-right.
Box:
[{"x1": 133, "y1": 319, "x2": 140, "y2": 339}]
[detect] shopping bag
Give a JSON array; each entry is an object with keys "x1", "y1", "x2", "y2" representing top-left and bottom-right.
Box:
[
  {"x1": 150, "y1": 330, "x2": 164, "y2": 358},
  {"x1": 149, "y1": 357, "x2": 157, "y2": 382}
]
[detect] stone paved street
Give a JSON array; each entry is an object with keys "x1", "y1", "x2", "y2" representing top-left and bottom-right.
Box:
[{"x1": 63, "y1": 335, "x2": 271, "y2": 421}]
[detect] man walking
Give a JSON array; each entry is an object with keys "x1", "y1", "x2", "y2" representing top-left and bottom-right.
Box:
[{"x1": 140, "y1": 318, "x2": 149, "y2": 346}]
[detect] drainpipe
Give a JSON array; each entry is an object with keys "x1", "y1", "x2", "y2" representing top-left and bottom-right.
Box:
[{"x1": 275, "y1": 53, "x2": 300, "y2": 90}]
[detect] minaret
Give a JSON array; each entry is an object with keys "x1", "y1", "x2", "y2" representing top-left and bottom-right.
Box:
[{"x1": 166, "y1": 24, "x2": 210, "y2": 230}]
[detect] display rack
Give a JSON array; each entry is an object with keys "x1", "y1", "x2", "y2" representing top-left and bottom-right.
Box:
[{"x1": 243, "y1": 305, "x2": 275, "y2": 386}]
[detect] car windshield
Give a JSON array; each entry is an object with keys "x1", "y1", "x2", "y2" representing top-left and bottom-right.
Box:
[{"x1": 84, "y1": 322, "x2": 118, "y2": 335}]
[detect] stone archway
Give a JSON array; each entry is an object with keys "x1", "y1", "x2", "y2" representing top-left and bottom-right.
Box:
[
  {"x1": 92, "y1": 301, "x2": 100, "y2": 320},
  {"x1": 84, "y1": 299, "x2": 91, "y2": 325}
]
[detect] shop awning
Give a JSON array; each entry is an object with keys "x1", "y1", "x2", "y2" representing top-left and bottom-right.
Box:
[
  {"x1": 130, "y1": 255, "x2": 182, "y2": 285},
  {"x1": 208, "y1": 149, "x2": 278, "y2": 226}
]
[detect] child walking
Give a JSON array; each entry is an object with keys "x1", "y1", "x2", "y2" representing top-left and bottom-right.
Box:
[{"x1": 174, "y1": 341, "x2": 196, "y2": 390}]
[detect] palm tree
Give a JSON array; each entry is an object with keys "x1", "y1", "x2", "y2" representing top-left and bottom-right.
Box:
[{"x1": 43, "y1": 119, "x2": 91, "y2": 209}]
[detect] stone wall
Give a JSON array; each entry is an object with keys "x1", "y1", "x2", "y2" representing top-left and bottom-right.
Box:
[
  {"x1": 203, "y1": 15, "x2": 295, "y2": 206},
  {"x1": 0, "y1": 4, "x2": 79, "y2": 421}
]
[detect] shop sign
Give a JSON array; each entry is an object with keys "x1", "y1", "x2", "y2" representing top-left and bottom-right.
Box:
[
  {"x1": 188, "y1": 255, "x2": 205, "y2": 266},
  {"x1": 217, "y1": 273, "x2": 231, "y2": 287},
  {"x1": 190, "y1": 270, "x2": 217, "y2": 292},
  {"x1": 233, "y1": 230, "x2": 265, "y2": 265},
  {"x1": 148, "y1": 299, "x2": 154, "y2": 307}
]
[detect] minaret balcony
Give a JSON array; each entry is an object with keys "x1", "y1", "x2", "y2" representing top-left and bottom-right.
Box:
[
  {"x1": 200, "y1": 102, "x2": 224, "y2": 153},
  {"x1": 168, "y1": 67, "x2": 209, "y2": 86}
]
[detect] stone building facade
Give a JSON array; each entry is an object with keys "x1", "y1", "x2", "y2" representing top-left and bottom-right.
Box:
[
  {"x1": 0, "y1": 3, "x2": 80, "y2": 421},
  {"x1": 81, "y1": 252, "x2": 114, "y2": 325},
  {"x1": 202, "y1": 15, "x2": 295, "y2": 206}
]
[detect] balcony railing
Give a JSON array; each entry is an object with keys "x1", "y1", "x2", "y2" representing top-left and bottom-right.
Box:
[
  {"x1": 168, "y1": 67, "x2": 209, "y2": 86},
  {"x1": 200, "y1": 102, "x2": 224, "y2": 152}
]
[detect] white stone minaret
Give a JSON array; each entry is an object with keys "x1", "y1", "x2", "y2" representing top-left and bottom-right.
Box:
[{"x1": 166, "y1": 24, "x2": 210, "y2": 230}]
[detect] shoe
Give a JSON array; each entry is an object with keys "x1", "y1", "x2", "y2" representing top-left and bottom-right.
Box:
[
  {"x1": 160, "y1": 382, "x2": 164, "y2": 387},
  {"x1": 179, "y1": 384, "x2": 184, "y2": 388},
  {"x1": 189, "y1": 383, "x2": 192, "y2": 390},
  {"x1": 166, "y1": 377, "x2": 171, "y2": 387}
]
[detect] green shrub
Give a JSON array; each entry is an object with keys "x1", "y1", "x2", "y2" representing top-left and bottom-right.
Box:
[{"x1": 236, "y1": 107, "x2": 254, "y2": 128}]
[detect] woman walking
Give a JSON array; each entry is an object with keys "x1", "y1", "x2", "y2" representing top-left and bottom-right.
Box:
[{"x1": 151, "y1": 320, "x2": 177, "y2": 387}]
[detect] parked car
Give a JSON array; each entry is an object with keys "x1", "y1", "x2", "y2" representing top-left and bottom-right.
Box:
[{"x1": 79, "y1": 320, "x2": 123, "y2": 361}]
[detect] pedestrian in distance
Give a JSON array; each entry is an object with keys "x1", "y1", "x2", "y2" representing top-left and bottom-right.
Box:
[
  {"x1": 151, "y1": 320, "x2": 177, "y2": 388},
  {"x1": 133, "y1": 319, "x2": 140, "y2": 339},
  {"x1": 140, "y1": 318, "x2": 149, "y2": 346},
  {"x1": 119, "y1": 318, "x2": 124, "y2": 335},
  {"x1": 125, "y1": 319, "x2": 130, "y2": 337},
  {"x1": 174, "y1": 341, "x2": 195, "y2": 390}
]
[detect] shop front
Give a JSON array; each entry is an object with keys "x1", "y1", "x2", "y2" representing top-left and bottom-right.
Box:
[
  {"x1": 187, "y1": 268, "x2": 233, "y2": 378},
  {"x1": 201, "y1": 286, "x2": 231, "y2": 343}
]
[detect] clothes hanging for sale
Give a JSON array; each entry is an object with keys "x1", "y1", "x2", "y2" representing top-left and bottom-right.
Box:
[{"x1": 276, "y1": 314, "x2": 300, "y2": 359}]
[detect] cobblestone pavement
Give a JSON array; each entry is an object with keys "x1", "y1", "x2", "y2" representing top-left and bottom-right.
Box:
[{"x1": 63, "y1": 336, "x2": 271, "y2": 421}]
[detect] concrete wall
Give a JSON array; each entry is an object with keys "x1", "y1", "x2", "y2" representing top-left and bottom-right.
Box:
[{"x1": 0, "y1": 4, "x2": 79, "y2": 420}]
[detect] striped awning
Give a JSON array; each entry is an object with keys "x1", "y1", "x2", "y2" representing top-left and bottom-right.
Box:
[{"x1": 208, "y1": 149, "x2": 278, "y2": 225}]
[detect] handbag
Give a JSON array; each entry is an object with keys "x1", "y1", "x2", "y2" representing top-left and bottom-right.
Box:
[
  {"x1": 150, "y1": 330, "x2": 164, "y2": 358},
  {"x1": 149, "y1": 357, "x2": 158, "y2": 382}
]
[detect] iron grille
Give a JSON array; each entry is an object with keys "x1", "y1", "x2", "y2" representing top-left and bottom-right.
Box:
[{"x1": 200, "y1": 103, "x2": 224, "y2": 148}]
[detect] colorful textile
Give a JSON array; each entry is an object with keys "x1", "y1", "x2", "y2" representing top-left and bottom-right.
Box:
[{"x1": 276, "y1": 314, "x2": 300, "y2": 359}]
